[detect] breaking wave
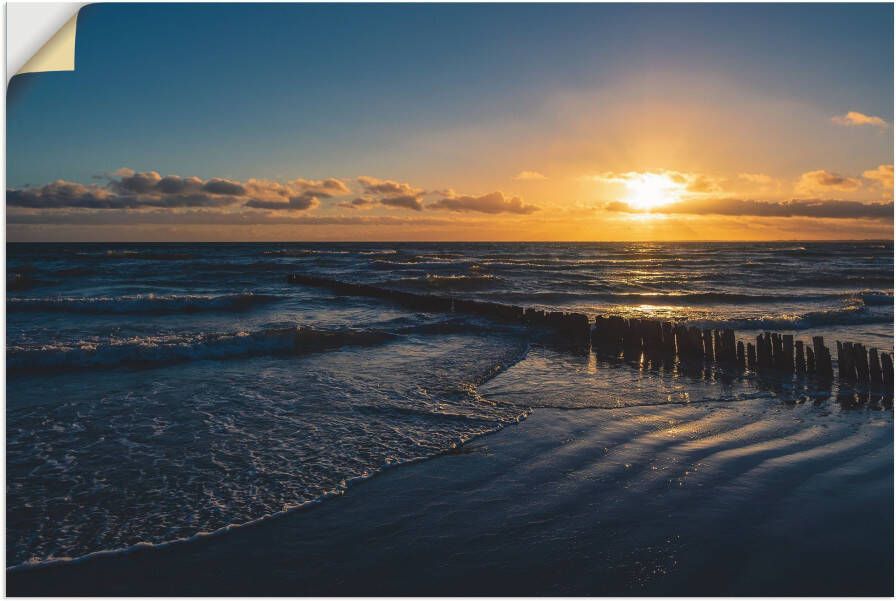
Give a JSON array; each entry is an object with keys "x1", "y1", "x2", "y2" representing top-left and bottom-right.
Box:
[
  {"x1": 7, "y1": 293, "x2": 282, "y2": 315},
  {"x1": 7, "y1": 326, "x2": 396, "y2": 373},
  {"x1": 385, "y1": 273, "x2": 502, "y2": 291},
  {"x1": 698, "y1": 301, "x2": 891, "y2": 331}
]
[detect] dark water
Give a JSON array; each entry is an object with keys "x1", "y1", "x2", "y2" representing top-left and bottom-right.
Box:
[{"x1": 6, "y1": 242, "x2": 894, "y2": 572}]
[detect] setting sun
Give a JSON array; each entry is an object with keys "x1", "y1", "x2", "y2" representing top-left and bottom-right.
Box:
[{"x1": 622, "y1": 172, "x2": 685, "y2": 210}]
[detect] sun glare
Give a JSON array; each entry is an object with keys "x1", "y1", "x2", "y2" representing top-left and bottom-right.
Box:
[{"x1": 623, "y1": 173, "x2": 685, "y2": 210}]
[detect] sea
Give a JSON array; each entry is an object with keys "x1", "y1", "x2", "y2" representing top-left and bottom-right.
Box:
[{"x1": 6, "y1": 241, "x2": 894, "y2": 577}]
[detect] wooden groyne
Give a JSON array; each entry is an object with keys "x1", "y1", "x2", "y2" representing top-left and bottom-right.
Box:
[{"x1": 287, "y1": 273, "x2": 893, "y2": 395}]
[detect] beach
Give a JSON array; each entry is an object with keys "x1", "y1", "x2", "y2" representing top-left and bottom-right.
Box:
[{"x1": 8, "y1": 395, "x2": 893, "y2": 595}]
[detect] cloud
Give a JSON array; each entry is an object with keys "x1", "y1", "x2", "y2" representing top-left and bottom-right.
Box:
[
  {"x1": 514, "y1": 170, "x2": 547, "y2": 181},
  {"x1": 604, "y1": 197, "x2": 893, "y2": 220},
  {"x1": 795, "y1": 169, "x2": 862, "y2": 195},
  {"x1": 380, "y1": 195, "x2": 424, "y2": 211},
  {"x1": 6, "y1": 210, "x2": 459, "y2": 227},
  {"x1": 355, "y1": 175, "x2": 426, "y2": 211},
  {"x1": 831, "y1": 111, "x2": 889, "y2": 128},
  {"x1": 430, "y1": 191, "x2": 539, "y2": 214},
  {"x1": 863, "y1": 164, "x2": 894, "y2": 195},
  {"x1": 357, "y1": 176, "x2": 422, "y2": 197},
  {"x1": 738, "y1": 173, "x2": 774, "y2": 185},
  {"x1": 7, "y1": 179, "x2": 237, "y2": 209},
  {"x1": 201, "y1": 178, "x2": 247, "y2": 196},
  {"x1": 338, "y1": 197, "x2": 378, "y2": 210},
  {"x1": 8, "y1": 169, "x2": 351, "y2": 212},
  {"x1": 244, "y1": 194, "x2": 320, "y2": 211}
]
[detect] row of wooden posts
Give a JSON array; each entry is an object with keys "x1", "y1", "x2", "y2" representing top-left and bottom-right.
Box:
[
  {"x1": 287, "y1": 273, "x2": 893, "y2": 393},
  {"x1": 592, "y1": 315, "x2": 892, "y2": 389}
]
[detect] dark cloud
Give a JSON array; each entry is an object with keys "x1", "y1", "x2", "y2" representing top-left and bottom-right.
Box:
[
  {"x1": 202, "y1": 178, "x2": 247, "y2": 196},
  {"x1": 112, "y1": 171, "x2": 162, "y2": 194},
  {"x1": 244, "y1": 192, "x2": 320, "y2": 211},
  {"x1": 338, "y1": 197, "x2": 377, "y2": 209},
  {"x1": 355, "y1": 176, "x2": 426, "y2": 211},
  {"x1": 796, "y1": 170, "x2": 862, "y2": 194},
  {"x1": 380, "y1": 195, "x2": 424, "y2": 211},
  {"x1": 156, "y1": 175, "x2": 203, "y2": 195},
  {"x1": 7, "y1": 210, "x2": 457, "y2": 227},
  {"x1": 430, "y1": 191, "x2": 540, "y2": 214},
  {"x1": 7, "y1": 169, "x2": 352, "y2": 212},
  {"x1": 605, "y1": 198, "x2": 894, "y2": 220},
  {"x1": 357, "y1": 176, "x2": 422, "y2": 197},
  {"x1": 8, "y1": 181, "x2": 109, "y2": 209}
]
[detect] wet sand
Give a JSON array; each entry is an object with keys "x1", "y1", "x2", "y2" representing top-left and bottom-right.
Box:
[{"x1": 8, "y1": 397, "x2": 893, "y2": 596}]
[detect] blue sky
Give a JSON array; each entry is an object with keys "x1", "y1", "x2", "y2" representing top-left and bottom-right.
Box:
[{"x1": 7, "y1": 3, "x2": 894, "y2": 241}]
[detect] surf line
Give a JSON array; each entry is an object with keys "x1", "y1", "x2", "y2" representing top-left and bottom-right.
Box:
[{"x1": 287, "y1": 273, "x2": 894, "y2": 399}]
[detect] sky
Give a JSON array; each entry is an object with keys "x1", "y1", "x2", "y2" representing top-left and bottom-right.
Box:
[{"x1": 7, "y1": 3, "x2": 894, "y2": 241}]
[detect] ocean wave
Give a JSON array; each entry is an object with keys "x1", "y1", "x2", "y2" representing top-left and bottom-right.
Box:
[
  {"x1": 696, "y1": 302, "x2": 891, "y2": 331},
  {"x1": 485, "y1": 289, "x2": 889, "y2": 307},
  {"x1": 262, "y1": 249, "x2": 352, "y2": 257},
  {"x1": 91, "y1": 250, "x2": 197, "y2": 260},
  {"x1": 596, "y1": 290, "x2": 895, "y2": 306},
  {"x1": 856, "y1": 292, "x2": 894, "y2": 306},
  {"x1": 7, "y1": 327, "x2": 396, "y2": 373},
  {"x1": 7, "y1": 293, "x2": 282, "y2": 315},
  {"x1": 785, "y1": 275, "x2": 893, "y2": 288},
  {"x1": 385, "y1": 273, "x2": 502, "y2": 291}
]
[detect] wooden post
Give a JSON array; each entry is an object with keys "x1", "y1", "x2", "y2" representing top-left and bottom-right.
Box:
[
  {"x1": 747, "y1": 342, "x2": 757, "y2": 368},
  {"x1": 837, "y1": 342, "x2": 851, "y2": 382},
  {"x1": 782, "y1": 334, "x2": 794, "y2": 373},
  {"x1": 687, "y1": 326, "x2": 701, "y2": 360},
  {"x1": 724, "y1": 330, "x2": 737, "y2": 363},
  {"x1": 853, "y1": 343, "x2": 870, "y2": 384},
  {"x1": 756, "y1": 334, "x2": 768, "y2": 369},
  {"x1": 674, "y1": 325, "x2": 686, "y2": 358},
  {"x1": 869, "y1": 348, "x2": 883, "y2": 388},
  {"x1": 881, "y1": 352, "x2": 894, "y2": 394},
  {"x1": 662, "y1": 322, "x2": 675, "y2": 356},
  {"x1": 772, "y1": 332, "x2": 782, "y2": 369},
  {"x1": 736, "y1": 340, "x2": 745, "y2": 368},
  {"x1": 702, "y1": 328, "x2": 714, "y2": 361},
  {"x1": 795, "y1": 340, "x2": 806, "y2": 374},
  {"x1": 806, "y1": 346, "x2": 815, "y2": 374},
  {"x1": 813, "y1": 336, "x2": 833, "y2": 379},
  {"x1": 838, "y1": 341, "x2": 857, "y2": 382}
]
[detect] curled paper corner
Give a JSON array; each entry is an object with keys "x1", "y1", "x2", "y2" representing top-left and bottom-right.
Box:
[
  {"x1": 18, "y1": 14, "x2": 78, "y2": 76},
  {"x1": 8, "y1": 3, "x2": 86, "y2": 82}
]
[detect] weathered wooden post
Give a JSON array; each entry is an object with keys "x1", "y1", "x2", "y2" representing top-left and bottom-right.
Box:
[
  {"x1": 881, "y1": 352, "x2": 894, "y2": 393},
  {"x1": 747, "y1": 342, "x2": 757, "y2": 368},
  {"x1": 756, "y1": 334, "x2": 768, "y2": 369},
  {"x1": 813, "y1": 336, "x2": 833, "y2": 379},
  {"x1": 688, "y1": 326, "x2": 702, "y2": 360},
  {"x1": 806, "y1": 346, "x2": 816, "y2": 374},
  {"x1": 853, "y1": 343, "x2": 870, "y2": 384},
  {"x1": 674, "y1": 325, "x2": 686, "y2": 359},
  {"x1": 736, "y1": 340, "x2": 745, "y2": 368},
  {"x1": 782, "y1": 334, "x2": 795, "y2": 373},
  {"x1": 662, "y1": 322, "x2": 675, "y2": 356},
  {"x1": 869, "y1": 348, "x2": 883, "y2": 388},
  {"x1": 837, "y1": 342, "x2": 851, "y2": 382},
  {"x1": 795, "y1": 340, "x2": 806, "y2": 374},
  {"x1": 771, "y1": 333, "x2": 781, "y2": 369},
  {"x1": 623, "y1": 318, "x2": 642, "y2": 360},
  {"x1": 645, "y1": 319, "x2": 662, "y2": 359},
  {"x1": 702, "y1": 328, "x2": 714, "y2": 361}
]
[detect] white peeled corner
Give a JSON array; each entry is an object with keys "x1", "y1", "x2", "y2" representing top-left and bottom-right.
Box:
[{"x1": 8, "y1": 3, "x2": 86, "y2": 81}]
